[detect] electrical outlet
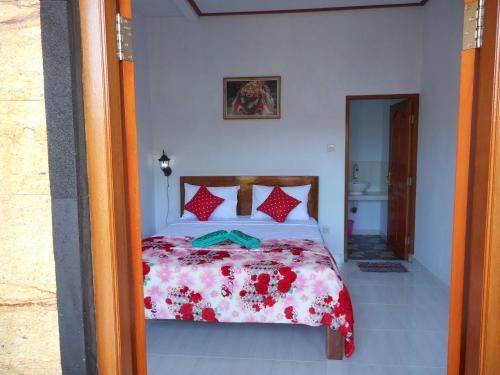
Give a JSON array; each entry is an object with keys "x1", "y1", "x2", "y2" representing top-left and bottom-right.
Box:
[
  {"x1": 321, "y1": 226, "x2": 330, "y2": 234},
  {"x1": 326, "y1": 144, "x2": 335, "y2": 152}
]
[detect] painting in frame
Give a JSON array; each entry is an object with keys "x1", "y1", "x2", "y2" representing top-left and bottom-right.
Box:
[{"x1": 223, "y1": 76, "x2": 281, "y2": 120}]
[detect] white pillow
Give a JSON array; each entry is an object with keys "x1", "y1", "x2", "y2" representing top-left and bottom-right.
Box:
[
  {"x1": 251, "y1": 184, "x2": 311, "y2": 221},
  {"x1": 181, "y1": 183, "x2": 239, "y2": 220}
]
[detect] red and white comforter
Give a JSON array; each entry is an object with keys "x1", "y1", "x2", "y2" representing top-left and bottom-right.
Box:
[{"x1": 142, "y1": 236, "x2": 355, "y2": 357}]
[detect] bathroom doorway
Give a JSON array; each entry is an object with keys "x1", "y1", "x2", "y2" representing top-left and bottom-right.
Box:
[{"x1": 344, "y1": 94, "x2": 419, "y2": 261}]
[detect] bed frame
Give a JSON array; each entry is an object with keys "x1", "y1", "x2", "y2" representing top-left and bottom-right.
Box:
[
  {"x1": 180, "y1": 176, "x2": 344, "y2": 360},
  {"x1": 180, "y1": 176, "x2": 319, "y2": 219}
]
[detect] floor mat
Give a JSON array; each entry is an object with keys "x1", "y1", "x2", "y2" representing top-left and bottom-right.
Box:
[
  {"x1": 347, "y1": 235, "x2": 399, "y2": 260},
  {"x1": 357, "y1": 261, "x2": 408, "y2": 273}
]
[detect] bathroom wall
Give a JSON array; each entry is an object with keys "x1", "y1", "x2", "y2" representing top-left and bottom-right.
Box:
[
  {"x1": 348, "y1": 201, "x2": 388, "y2": 236},
  {"x1": 348, "y1": 99, "x2": 399, "y2": 236}
]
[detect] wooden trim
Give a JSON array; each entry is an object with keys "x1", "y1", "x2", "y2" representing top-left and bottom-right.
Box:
[
  {"x1": 180, "y1": 176, "x2": 319, "y2": 220},
  {"x1": 482, "y1": 61, "x2": 500, "y2": 375},
  {"x1": 116, "y1": 2, "x2": 147, "y2": 375},
  {"x1": 188, "y1": 0, "x2": 427, "y2": 17},
  {"x1": 223, "y1": 76, "x2": 281, "y2": 120},
  {"x1": 462, "y1": 0, "x2": 500, "y2": 373},
  {"x1": 407, "y1": 97, "x2": 419, "y2": 259},
  {"x1": 447, "y1": 2, "x2": 479, "y2": 371},
  {"x1": 79, "y1": 0, "x2": 135, "y2": 373},
  {"x1": 187, "y1": 0, "x2": 202, "y2": 16},
  {"x1": 344, "y1": 94, "x2": 419, "y2": 261},
  {"x1": 346, "y1": 93, "x2": 420, "y2": 100},
  {"x1": 344, "y1": 99, "x2": 351, "y2": 262},
  {"x1": 326, "y1": 327, "x2": 343, "y2": 360},
  {"x1": 446, "y1": 0, "x2": 500, "y2": 373}
]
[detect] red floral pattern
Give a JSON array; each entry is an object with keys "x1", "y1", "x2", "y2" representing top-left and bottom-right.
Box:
[
  {"x1": 142, "y1": 237, "x2": 175, "y2": 252},
  {"x1": 142, "y1": 262, "x2": 150, "y2": 281},
  {"x1": 220, "y1": 265, "x2": 235, "y2": 297},
  {"x1": 236, "y1": 261, "x2": 298, "y2": 311},
  {"x1": 178, "y1": 249, "x2": 231, "y2": 265},
  {"x1": 165, "y1": 286, "x2": 218, "y2": 322},
  {"x1": 142, "y1": 236, "x2": 355, "y2": 357},
  {"x1": 284, "y1": 306, "x2": 298, "y2": 323},
  {"x1": 309, "y1": 287, "x2": 355, "y2": 357}
]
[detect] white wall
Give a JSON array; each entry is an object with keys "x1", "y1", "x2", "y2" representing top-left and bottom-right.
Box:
[
  {"x1": 133, "y1": 9, "x2": 157, "y2": 237},
  {"x1": 138, "y1": 8, "x2": 423, "y2": 258},
  {"x1": 348, "y1": 99, "x2": 398, "y2": 236},
  {"x1": 348, "y1": 201, "x2": 387, "y2": 236},
  {"x1": 349, "y1": 99, "x2": 400, "y2": 192},
  {"x1": 349, "y1": 100, "x2": 394, "y2": 165},
  {"x1": 414, "y1": 0, "x2": 462, "y2": 285}
]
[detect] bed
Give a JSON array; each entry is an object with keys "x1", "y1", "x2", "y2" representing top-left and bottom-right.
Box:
[{"x1": 142, "y1": 176, "x2": 354, "y2": 359}]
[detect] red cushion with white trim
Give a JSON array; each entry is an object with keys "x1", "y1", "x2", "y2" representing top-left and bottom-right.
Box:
[
  {"x1": 257, "y1": 186, "x2": 301, "y2": 223},
  {"x1": 184, "y1": 186, "x2": 225, "y2": 221}
]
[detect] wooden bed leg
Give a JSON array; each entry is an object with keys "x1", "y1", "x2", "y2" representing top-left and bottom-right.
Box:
[{"x1": 326, "y1": 327, "x2": 343, "y2": 360}]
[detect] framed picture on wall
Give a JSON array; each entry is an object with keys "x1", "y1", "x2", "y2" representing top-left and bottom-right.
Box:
[{"x1": 223, "y1": 76, "x2": 281, "y2": 119}]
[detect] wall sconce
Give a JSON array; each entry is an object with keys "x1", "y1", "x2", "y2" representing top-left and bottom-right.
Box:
[{"x1": 158, "y1": 150, "x2": 172, "y2": 176}]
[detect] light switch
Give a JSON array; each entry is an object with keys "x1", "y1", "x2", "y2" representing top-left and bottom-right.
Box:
[{"x1": 326, "y1": 144, "x2": 335, "y2": 152}]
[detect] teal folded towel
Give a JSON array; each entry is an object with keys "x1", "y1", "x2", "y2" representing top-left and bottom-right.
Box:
[
  {"x1": 191, "y1": 230, "x2": 261, "y2": 249},
  {"x1": 192, "y1": 230, "x2": 229, "y2": 247},
  {"x1": 229, "y1": 230, "x2": 261, "y2": 249}
]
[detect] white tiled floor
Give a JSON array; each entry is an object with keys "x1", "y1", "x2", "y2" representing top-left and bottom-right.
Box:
[{"x1": 146, "y1": 260, "x2": 449, "y2": 375}]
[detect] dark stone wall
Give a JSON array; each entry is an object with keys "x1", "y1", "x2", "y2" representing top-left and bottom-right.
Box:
[{"x1": 40, "y1": 1, "x2": 97, "y2": 374}]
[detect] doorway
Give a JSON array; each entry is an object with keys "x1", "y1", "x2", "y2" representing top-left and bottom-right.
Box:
[
  {"x1": 76, "y1": 0, "x2": 500, "y2": 372},
  {"x1": 344, "y1": 94, "x2": 419, "y2": 261}
]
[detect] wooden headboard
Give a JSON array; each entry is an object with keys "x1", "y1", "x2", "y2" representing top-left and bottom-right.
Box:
[{"x1": 180, "y1": 176, "x2": 319, "y2": 220}]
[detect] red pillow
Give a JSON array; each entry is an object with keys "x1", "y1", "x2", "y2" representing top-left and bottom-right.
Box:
[
  {"x1": 184, "y1": 186, "x2": 225, "y2": 221},
  {"x1": 257, "y1": 186, "x2": 301, "y2": 223}
]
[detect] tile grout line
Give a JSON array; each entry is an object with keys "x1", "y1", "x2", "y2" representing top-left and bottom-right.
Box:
[
  {"x1": 147, "y1": 352, "x2": 447, "y2": 369},
  {"x1": 354, "y1": 327, "x2": 449, "y2": 333}
]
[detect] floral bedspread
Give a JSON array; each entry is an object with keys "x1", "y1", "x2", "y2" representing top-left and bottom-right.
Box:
[{"x1": 142, "y1": 236, "x2": 355, "y2": 357}]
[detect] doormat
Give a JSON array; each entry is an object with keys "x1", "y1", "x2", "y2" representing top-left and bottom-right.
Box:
[{"x1": 357, "y1": 262, "x2": 408, "y2": 273}]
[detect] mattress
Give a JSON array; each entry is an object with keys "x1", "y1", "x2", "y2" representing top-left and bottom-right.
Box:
[
  {"x1": 154, "y1": 216, "x2": 323, "y2": 241},
  {"x1": 142, "y1": 217, "x2": 355, "y2": 357}
]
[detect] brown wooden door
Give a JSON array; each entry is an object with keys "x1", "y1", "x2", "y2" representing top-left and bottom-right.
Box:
[
  {"x1": 116, "y1": 1, "x2": 148, "y2": 374},
  {"x1": 448, "y1": 1, "x2": 500, "y2": 374},
  {"x1": 387, "y1": 100, "x2": 411, "y2": 259},
  {"x1": 79, "y1": 0, "x2": 146, "y2": 374}
]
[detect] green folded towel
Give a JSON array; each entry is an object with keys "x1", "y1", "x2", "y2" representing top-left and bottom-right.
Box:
[
  {"x1": 229, "y1": 230, "x2": 261, "y2": 249},
  {"x1": 191, "y1": 230, "x2": 261, "y2": 249},
  {"x1": 192, "y1": 230, "x2": 229, "y2": 247}
]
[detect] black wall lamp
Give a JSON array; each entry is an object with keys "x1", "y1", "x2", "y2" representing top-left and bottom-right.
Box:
[{"x1": 158, "y1": 150, "x2": 172, "y2": 176}]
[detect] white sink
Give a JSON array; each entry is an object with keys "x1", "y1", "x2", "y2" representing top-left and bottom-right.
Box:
[{"x1": 349, "y1": 181, "x2": 370, "y2": 195}]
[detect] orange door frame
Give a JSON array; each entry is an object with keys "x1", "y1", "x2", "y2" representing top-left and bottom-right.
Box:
[
  {"x1": 79, "y1": 0, "x2": 146, "y2": 374},
  {"x1": 448, "y1": 0, "x2": 500, "y2": 374}
]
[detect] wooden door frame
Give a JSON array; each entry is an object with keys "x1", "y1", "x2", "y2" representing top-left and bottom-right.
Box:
[
  {"x1": 79, "y1": 0, "x2": 146, "y2": 374},
  {"x1": 116, "y1": 1, "x2": 148, "y2": 374},
  {"x1": 447, "y1": 0, "x2": 500, "y2": 374},
  {"x1": 344, "y1": 94, "x2": 419, "y2": 262}
]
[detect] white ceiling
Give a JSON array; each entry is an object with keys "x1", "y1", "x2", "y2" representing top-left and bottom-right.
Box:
[
  {"x1": 134, "y1": 0, "x2": 421, "y2": 17},
  {"x1": 134, "y1": 0, "x2": 183, "y2": 17}
]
